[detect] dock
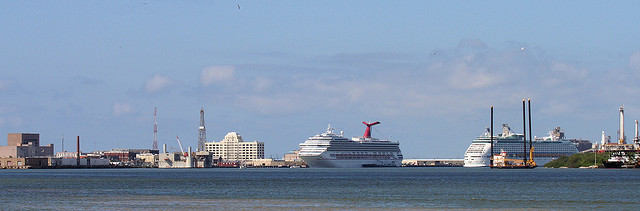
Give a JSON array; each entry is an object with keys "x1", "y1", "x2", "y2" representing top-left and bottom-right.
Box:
[{"x1": 402, "y1": 159, "x2": 464, "y2": 167}]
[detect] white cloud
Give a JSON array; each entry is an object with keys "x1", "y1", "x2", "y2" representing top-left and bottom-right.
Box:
[
  {"x1": 145, "y1": 74, "x2": 172, "y2": 93},
  {"x1": 448, "y1": 66, "x2": 497, "y2": 89},
  {"x1": 544, "y1": 62, "x2": 588, "y2": 87},
  {"x1": 113, "y1": 102, "x2": 134, "y2": 116},
  {"x1": 201, "y1": 65, "x2": 235, "y2": 86},
  {"x1": 197, "y1": 41, "x2": 637, "y2": 121}
]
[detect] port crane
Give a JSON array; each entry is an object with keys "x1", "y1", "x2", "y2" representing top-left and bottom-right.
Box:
[{"x1": 176, "y1": 136, "x2": 186, "y2": 156}]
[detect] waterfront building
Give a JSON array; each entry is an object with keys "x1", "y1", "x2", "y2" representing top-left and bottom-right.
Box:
[
  {"x1": 0, "y1": 157, "x2": 50, "y2": 169},
  {"x1": 194, "y1": 151, "x2": 215, "y2": 168},
  {"x1": 204, "y1": 132, "x2": 264, "y2": 161},
  {"x1": 0, "y1": 133, "x2": 54, "y2": 158},
  {"x1": 246, "y1": 158, "x2": 285, "y2": 167},
  {"x1": 282, "y1": 150, "x2": 306, "y2": 167},
  {"x1": 136, "y1": 153, "x2": 158, "y2": 165},
  {"x1": 55, "y1": 151, "x2": 78, "y2": 158},
  {"x1": 104, "y1": 150, "x2": 136, "y2": 162},
  {"x1": 158, "y1": 145, "x2": 194, "y2": 168},
  {"x1": 283, "y1": 150, "x2": 301, "y2": 162},
  {"x1": 48, "y1": 157, "x2": 110, "y2": 167},
  {"x1": 102, "y1": 149, "x2": 159, "y2": 165}
]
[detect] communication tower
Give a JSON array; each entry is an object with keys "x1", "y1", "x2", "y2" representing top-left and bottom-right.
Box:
[
  {"x1": 198, "y1": 107, "x2": 207, "y2": 152},
  {"x1": 153, "y1": 107, "x2": 158, "y2": 150}
]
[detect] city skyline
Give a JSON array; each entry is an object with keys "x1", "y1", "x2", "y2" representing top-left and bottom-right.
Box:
[{"x1": 2, "y1": 2, "x2": 640, "y2": 158}]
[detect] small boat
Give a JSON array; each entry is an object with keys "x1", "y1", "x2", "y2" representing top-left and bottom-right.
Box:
[
  {"x1": 602, "y1": 152, "x2": 628, "y2": 168},
  {"x1": 490, "y1": 149, "x2": 537, "y2": 169}
]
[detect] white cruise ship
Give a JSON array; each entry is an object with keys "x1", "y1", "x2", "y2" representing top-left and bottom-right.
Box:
[
  {"x1": 299, "y1": 122, "x2": 403, "y2": 168},
  {"x1": 464, "y1": 124, "x2": 579, "y2": 167}
]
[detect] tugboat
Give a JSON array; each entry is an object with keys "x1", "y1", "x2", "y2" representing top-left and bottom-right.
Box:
[{"x1": 602, "y1": 152, "x2": 628, "y2": 168}]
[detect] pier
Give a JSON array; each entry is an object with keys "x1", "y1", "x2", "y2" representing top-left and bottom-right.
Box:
[{"x1": 402, "y1": 159, "x2": 464, "y2": 167}]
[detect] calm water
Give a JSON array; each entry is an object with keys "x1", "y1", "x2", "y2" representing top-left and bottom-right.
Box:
[{"x1": 0, "y1": 167, "x2": 638, "y2": 210}]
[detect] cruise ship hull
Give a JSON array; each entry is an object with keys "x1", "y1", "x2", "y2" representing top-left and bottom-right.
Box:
[
  {"x1": 300, "y1": 154, "x2": 401, "y2": 168},
  {"x1": 464, "y1": 126, "x2": 580, "y2": 167},
  {"x1": 299, "y1": 124, "x2": 403, "y2": 168}
]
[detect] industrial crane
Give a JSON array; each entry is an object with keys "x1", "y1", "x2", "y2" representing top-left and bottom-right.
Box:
[{"x1": 176, "y1": 136, "x2": 186, "y2": 156}]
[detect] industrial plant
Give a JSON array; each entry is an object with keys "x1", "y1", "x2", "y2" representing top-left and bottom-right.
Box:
[{"x1": 592, "y1": 105, "x2": 640, "y2": 168}]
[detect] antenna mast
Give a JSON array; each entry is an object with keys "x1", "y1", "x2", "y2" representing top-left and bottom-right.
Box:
[
  {"x1": 198, "y1": 107, "x2": 207, "y2": 151},
  {"x1": 153, "y1": 107, "x2": 158, "y2": 150}
]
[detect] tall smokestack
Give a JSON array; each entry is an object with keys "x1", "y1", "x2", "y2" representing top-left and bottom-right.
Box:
[
  {"x1": 77, "y1": 136, "x2": 80, "y2": 166},
  {"x1": 601, "y1": 131, "x2": 606, "y2": 145},
  {"x1": 620, "y1": 105, "x2": 625, "y2": 144}
]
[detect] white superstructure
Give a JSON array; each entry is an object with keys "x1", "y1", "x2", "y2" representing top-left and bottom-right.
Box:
[
  {"x1": 299, "y1": 124, "x2": 403, "y2": 168},
  {"x1": 464, "y1": 124, "x2": 578, "y2": 167}
]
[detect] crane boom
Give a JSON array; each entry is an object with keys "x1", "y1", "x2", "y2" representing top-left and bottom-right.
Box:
[{"x1": 176, "y1": 136, "x2": 186, "y2": 156}]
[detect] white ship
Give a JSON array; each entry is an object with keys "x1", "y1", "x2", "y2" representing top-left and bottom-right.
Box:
[
  {"x1": 299, "y1": 122, "x2": 403, "y2": 168},
  {"x1": 464, "y1": 124, "x2": 579, "y2": 167}
]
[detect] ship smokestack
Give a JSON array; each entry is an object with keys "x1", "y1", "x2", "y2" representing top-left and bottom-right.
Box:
[
  {"x1": 163, "y1": 144, "x2": 167, "y2": 153},
  {"x1": 620, "y1": 105, "x2": 625, "y2": 144},
  {"x1": 362, "y1": 121, "x2": 381, "y2": 138}
]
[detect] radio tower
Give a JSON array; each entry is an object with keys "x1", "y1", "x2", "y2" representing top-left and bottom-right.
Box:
[
  {"x1": 198, "y1": 107, "x2": 207, "y2": 152},
  {"x1": 152, "y1": 107, "x2": 158, "y2": 150}
]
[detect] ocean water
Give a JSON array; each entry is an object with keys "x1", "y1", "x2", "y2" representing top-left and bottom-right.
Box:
[{"x1": 0, "y1": 167, "x2": 638, "y2": 210}]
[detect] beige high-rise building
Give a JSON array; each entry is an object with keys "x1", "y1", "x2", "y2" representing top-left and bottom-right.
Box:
[{"x1": 205, "y1": 132, "x2": 264, "y2": 161}]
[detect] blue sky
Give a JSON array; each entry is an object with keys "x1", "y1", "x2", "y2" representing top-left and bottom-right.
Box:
[{"x1": 2, "y1": 1, "x2": 640, "y2": 158}]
